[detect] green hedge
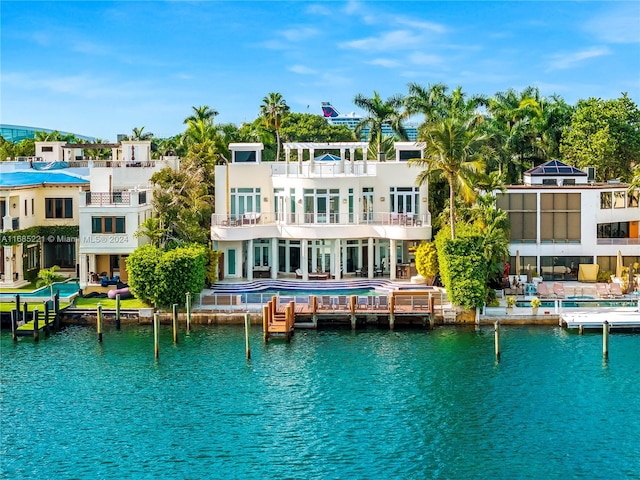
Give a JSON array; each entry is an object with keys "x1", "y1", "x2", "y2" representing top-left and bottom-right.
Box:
[
  {"x1": 436, "y1": 224, "x2": 487, "y2": 309},
  {"x1": 127, "y1": 243, "x2": 206, "y2": 307}
]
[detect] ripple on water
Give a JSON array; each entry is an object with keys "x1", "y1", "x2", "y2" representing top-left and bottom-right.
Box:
[{"x1": 1, "y1": 325, "x2": 639, "y2": 478}]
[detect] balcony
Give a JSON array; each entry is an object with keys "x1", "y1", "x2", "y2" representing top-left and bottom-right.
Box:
[
  {"x1": 212, "y1": 211, "x2": 430, "y2": 228},
  {"x1": 86, "y1": 191, "x2": 131, "y2": 206},
  {"x1": 269, "y1": 161, "x2": 376, "y2": 177},
  {"x1": 1, "y1": 216, "x2": 20, "y2": 232},
  {"x1": 597, "y1": 238, "x2": 640, "y2": 245}
]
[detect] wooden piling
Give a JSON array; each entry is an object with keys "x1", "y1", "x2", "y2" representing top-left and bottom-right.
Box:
[
  {"x1": 54, "y1": 292, "x2": 60, "y2": 331},
  {"x1": 311, "y1": 295, "x2": 318, "y2": 327},
  {"x1": 172, "y1": 303, "x2": 179, "y2": 344},
  {"x1": 43, "y1": 301, "x2": 50, "y2": 336},
  {"x1": 11, "y1": 310, "x2": 18, "y2": 342},
  {"x1": 15, "y1": 294, "x2": 20, "y2": 319},
  {"x1": 350, "y1": 295, "x2": 357, "y2": 330},
  {"x1": 244, "y1": 313, "x2": 251, "y2": 359},
  {"x1": 97, "y1": 303, "x2": 103, "y2": 342},
  {"x1": 33, "y1": 309, "x2": 39, "y2": 342},
  {"x1": 153, "y1": 313, "x2": 160, "y2": 359},
  {"x1": 389, "y1": 295, "x2": 395, "y2": 330},
  {"x1": 186, "y1": 292, "x2": 191, "y2": 333},
  {"x1": 262, "y1": 305, "x2": 269, "y2": 343},
  {"x1": 603, "y1": 320, "x2": 609, "y2": 360},
  {"x1": 115, "y1": 294, "x2": 121, "y2": 330},
  {"x1": 494, "y1": 320, "x2": 501, "y2": 362},
  {"x1": 23, "y1": 302, "x2": 28, "y2": 328}
]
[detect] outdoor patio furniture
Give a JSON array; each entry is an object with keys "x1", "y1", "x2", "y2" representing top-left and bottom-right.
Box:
[
  {"x1": 552, "y1": 282, "x2": 566, "y2": 298},
  {"x1": 608, "y1": 282, "x2": 625, "y2": 298},
  {"x1": 596, "y1": 283, "x2": 611, "y2": 298},
  {"x1": 537, "y1": 283, "x2": 554, "y2": 298},
  {"x1": 337, "y1": 295, "x2": 349, "y2": 310},
  {"x1": 295, "y1": 269, "x2": 303, "y2": 279}
]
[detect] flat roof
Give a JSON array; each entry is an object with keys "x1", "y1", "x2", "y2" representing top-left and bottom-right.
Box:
[{"x1": 0, "y1": 171, "x2": 89, "y2": 188}]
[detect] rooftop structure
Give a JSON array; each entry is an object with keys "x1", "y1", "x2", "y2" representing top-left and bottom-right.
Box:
[{"x1": 0, "y1": 124, "x2": 94, "y2": 143}]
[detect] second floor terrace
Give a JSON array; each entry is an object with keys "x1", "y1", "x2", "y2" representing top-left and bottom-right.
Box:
[{"x1": 79, "y1": 189, "x2": 150, "y2": 207}]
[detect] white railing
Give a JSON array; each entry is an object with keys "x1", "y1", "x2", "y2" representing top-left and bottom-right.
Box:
[
  {"x1": 597, "y1": 238, "x2": 640, "y2": 245},
  {"x1": 211, "y1": 211, "x2": 431, "y2": 228},
  {"x1": 270, "y1": 161, "x2": 376, "y2": 177}
]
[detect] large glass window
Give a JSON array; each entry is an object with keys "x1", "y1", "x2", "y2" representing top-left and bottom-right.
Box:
[
  {"x1": 45, "y1": 198, "x2": 73, "y2": 219},
  {"x1": 43, "y1": 242, "x2": 75, "y2": 269},
  {"x1": 389, "y1": 187, "x2": 419, "y2": 214},
  {"x1": 362, "y1": 187, "x2": 374, "y2": 223},
  {"x1": 614, "y1": 192, "x2": 626, "y2": 209},
  {"x1": 497, "y1": 193, "x2": 537, "y2": 243},
  {"x1": 628, "y1": 189, "x2": 639, "y2": 208},
  {"x1": 540, "y1": 193, "x2": 581, "y2": 242},
  {"x1": 303, "y1": 188, "x2": 339, "y2": 223},
  {"x1": 230, "y1": 188, "x2": 261, "y2": 217},
  {"x1": 600, "y1": 192, "x2": 612, "y2": 209}
]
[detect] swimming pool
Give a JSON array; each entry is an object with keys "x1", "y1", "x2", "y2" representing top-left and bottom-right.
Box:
[
  {"x1": 0, "y1": 281, "x2": 80, "y2": 299},
  {"x1": 517, "y1": 299, "x2": 638, "y2": 308}
]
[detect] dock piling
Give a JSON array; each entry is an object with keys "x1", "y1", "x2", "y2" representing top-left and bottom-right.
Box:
[
  {"x1": 33, "y1": 309, "x2": 39, "y2": 342},
  {"x1": 494, "y1": 320, "x2": 501, "y2": 362},
  {"x1": 115, "y1": 294, "x2": 121, "y2": 330},
  {"x1": 172, "y1": 303, "x2": 178, "y2": 344},
  {"x1": 11, "y1": 310, "x2": 18, "y2": 342},
  {"x1": 43, "y1": 301, "x2": 50, "y2": 336},
  {"x1": 97, "y1": 303, "x2": 103, "y2": 342},
  {"x1": 603, "y1": 320, "x2": 609, "y2": 360},
  {"x1": 244, "y1": 313, "x2": 251, "y2": 359},
  {"x1": 262, "y1": 305, "x2": 269, "y2": 343},
  {"x1": 153, "y1": 313, "x2": 160, "y2": 359},
  {"x1": 186, "y1": 292, "x2": 191, "y2": 333}
]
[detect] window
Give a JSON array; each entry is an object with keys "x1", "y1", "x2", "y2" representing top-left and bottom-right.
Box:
[
  {"x1": 26, "y1": 245, "x2": 39, "y2": 270},
  {"x1": 497, "y1": 193, "x2": 537, "y2": 242},
  {"x1": 230, "y1": 188, "x2": 261, "y2": 217},
  {"x1": 45, "y1": 198, "x2": 73, "y2": 219},
  {"x1": 540, "y1": 193, "x2": 581, "y2": 242},
  {"x1": 31, "y1": 199, "x2": 34, "y2": 215},
  {"x1": 389, "y1": 187, "x2": 419, "y2": 214},
  {"x1": 303, "y1": 188, "x2": 339, "y2": 223},
  {"x1": 234, "y1": 151, "x2": 257, "y2": 163},
  {"x1": 600, "y1": 192, "x2": 612, "y2": 209},
  {"x1": 628, "y1": 190, "x2": 639, "y2": 208},
  {"x1": 542, "y1": 179, "x2": 557, "y2": 185},
  {"x1": 91, "y1": 216, "x2": 126, "y2": 233},
  {"x1": 41, "y1": 146, "x2": 53, "y2": 152},
  {"x1": 399, "y1": 150, "x2": 421, "y2": 161},
  {"x1": 598, "y1": 222, "x2": 629, "y2": 239},
  {"x1": 43, "y1": 242, "x2": 75, "y2": 269}
]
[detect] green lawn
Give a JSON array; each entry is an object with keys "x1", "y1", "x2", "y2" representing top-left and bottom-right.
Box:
[
  {"x1": 0, "y1": 302, "x2": 72, "y2": 313},
  {"x1": 73, "y1": 297, "x2": 152, "y2": 309}
]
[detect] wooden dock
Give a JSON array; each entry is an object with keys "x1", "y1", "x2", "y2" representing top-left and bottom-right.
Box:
[
  {"x1": 262, "y1": 291, "x2": 437, "y2": 335},
  {"x1": 11, "y1": 299, "x2": 58, "y2": 341}
]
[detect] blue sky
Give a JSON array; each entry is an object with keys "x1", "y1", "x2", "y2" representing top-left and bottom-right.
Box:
[{"x1": 2, "y1": 1, "x2": 639, "y2": 142}]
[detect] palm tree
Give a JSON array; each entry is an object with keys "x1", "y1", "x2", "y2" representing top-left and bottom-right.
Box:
[
  {"x1": 353, "y1": 91, "x2": 407, "y2": 160},
  {"x1": 135, "y1": 217, "x2": 167, "y2": 247},
  {"x1": 411, "y1": 116, "x2": 489, "y2": 239},
  {"x1": 37, "y1": 265, "x2": 65, "y2": 299},
  {"x1": 130, "y1": 126, "x2": 154, "y2": 141},
  {"x1": 259, "y1": 93, "x2": 290, "y2": 162},
  {"x1": 405, "y1": 82, "x2": 449, "y2": 122},
  {"x1": 183, "y1": 105, "x2": 218, "y2": 125}
]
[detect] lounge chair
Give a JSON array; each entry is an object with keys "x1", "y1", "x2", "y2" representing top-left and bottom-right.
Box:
[
  {"x1": 596, "y1": 283, "x2": 611, "y2": 298},
  {"x1": 337, "y1": 295, "x2": 349, "y2": 310},
  {"x1": 357, "y1": 296, "x2": 370, "y2": 310},
  {"x1": 608, "y1": 282, "x2": 625, "y2": 298},
  {"x1": 552, "y1": 282, "x2": 566, "y2": 298},
  {"x1": 319, "y1": 295, "x2": 332, "y2": 310},
  {"x1": 537, "y1": 283, "x2": 554, "y2": 298},
  {"x1": 376, "y1": 295, "x2": 389, "y2": 311},
  {"x1": 295, "y1": 269, "x2": 303, "y2": 279}
]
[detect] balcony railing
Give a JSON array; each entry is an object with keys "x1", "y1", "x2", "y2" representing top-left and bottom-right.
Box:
[
  {"x1": 269, "y1": 161, "x2": 376, "y2": 177},
  {"x1": 212, "y1": 211, "x2": 430, "y2": 228},
  {"x1": 597, "y1": 238, "x2": 640, "y2": 245},
  {"x1": 86, "y1": 191, "x2": 131, "y2": 206}
]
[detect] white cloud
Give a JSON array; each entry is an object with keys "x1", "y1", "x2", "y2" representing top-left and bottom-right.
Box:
[
  {"x1": 584, "y1": 5, "x2": 640, "y2": 44},
  {"x1": 546, "y1": 46, "x2": 611, "y2": 70},
  {"x1": 340, "y1": 29, "x2": 425, "y2": 52},
  {"x1": 290, "y1": 65, "x2": 317, "y2": 75},
  {"x1": 367, "y1": 58, "x2": 402, "y2": 68},
  {"x1": 407, "y1": 52, "x2": 443, "y2": 67},
  {"x1": 391, "y1": 15, "x2": 447, "y2": 34},
  {"x1": 280, "y1": 26, "x2": 320, "y2": 42}
]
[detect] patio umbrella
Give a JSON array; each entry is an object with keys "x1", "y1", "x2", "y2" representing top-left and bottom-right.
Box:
[
  {"x1": 515, "y1": 250, "x2": 521, "y2": 277},
  {"x1": 616, "y1": 250, "x2": 623, "y2": 279}
]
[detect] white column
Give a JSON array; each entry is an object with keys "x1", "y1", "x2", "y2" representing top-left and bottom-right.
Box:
[
  {"x1": 301, "y1": 239, "x2": 309, "y2": 280},
  {"x1": 390, "y1": 239, "x2": 397, "y2": 281},
  {"x1": 271, "y1": 238, "x2": 278, "y2": 279},
  {"x1": 349, "y1": 148, "x2": 356, "y2": 174},
  {"x1": 367, "y1": 237, "x2": 374, "y2": 279},
  {"x1": 88, "y1": 254, "x2": 97, "y2": 277},
  {"x1": 334, "y1": 239, "x2": 341, "y2": 279},
  {"x1": 3, "y1": 246, "x2": 13, "y2": 283},
  {"x1": 297, "y1": 148, "x2": 303, "y2": 175},
  {"x1": 247, "y1": 239, "x2": 254, "y2": 280},
  {"x1": 309, "y1": 148, "x2": 315, "y2": 175},
  {"x1": 79, "y1": 253, "x2": 89, "y2": 287}
]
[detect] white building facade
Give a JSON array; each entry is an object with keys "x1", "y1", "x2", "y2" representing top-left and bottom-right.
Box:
[
  {"x1": 497, "y1": 160, "x2": 640, "y2": 281},
  {"x1": 211, "y1": 142, "x2": 432, "y2": 281}
]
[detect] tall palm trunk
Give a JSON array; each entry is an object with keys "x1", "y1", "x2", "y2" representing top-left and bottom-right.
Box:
[{"x1": 449, "y1": 172, "x2": 456, "y2": 239}]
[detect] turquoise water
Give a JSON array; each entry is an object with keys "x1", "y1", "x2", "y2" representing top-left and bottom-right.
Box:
[
  {"x1": 0, "y1": 281, "x2": 79, "y2": 298},
  {"x1": 517, "y1": 299, "x2": 638, "y2": 308},
  {"x1": 2, "y1": 325, "x2": 639, "y2": 478}
]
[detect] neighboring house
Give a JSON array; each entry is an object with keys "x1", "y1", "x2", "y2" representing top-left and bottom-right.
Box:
[
  {"x1": 211, "y1": 142, "x2": 432, "y2": 281},
  {"x1": 497, "y1": 160, "x2": 640, "y2": 281},
  {"x1": 0, "y1": 168, "x2": 89, "y2": 287},
  {"x1": 77, "y1": 141, "x2": 179, "y2": 287}
]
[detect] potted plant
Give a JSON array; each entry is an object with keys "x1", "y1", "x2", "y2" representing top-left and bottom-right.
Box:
[
  {"x1": 530, "y1": 296, "x2": 541, "y2": 315},
  {"x1": 506, "y1": 295, "x2": 516, "y2": 314}
]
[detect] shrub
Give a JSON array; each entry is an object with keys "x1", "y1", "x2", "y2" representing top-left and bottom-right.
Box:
[
  {"x1": 414, "y1": 241, "x2": 438, "y2": 285},
  {"x1": 530, "y1": 297, "x2": 541, "y2": 308},
  {"x1": 506, "y1": 296, "x2": 517, "y2": 308},
  {"x1": 126, "y1": 244, "x2": 162, "y2": 303},
  {"x1": 154, "y1": 244, "x2": 206, "y2": 306}
]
